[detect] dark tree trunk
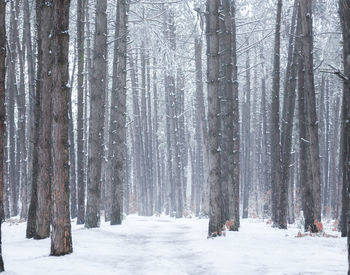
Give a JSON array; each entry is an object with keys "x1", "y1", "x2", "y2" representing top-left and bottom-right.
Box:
[
  {"x1": 339, "y1": 2, "x2": 350, "y2": 272},
  {"x1": 279, "y1": 0, "x2": 298, "y2": 229},
  {"x1": 0, "y1": 0, "x2": 6, "y2": 270},
  {"x1": 231, "y1": 0, "x2": 240, "y2": 230},
  {"x1": 76, "y1": 0, "x2": 86, "y2": 224},
  {"x1": 206, "y1": 0, "x2": 222, "y2": 236},
  {"x1": 33, "y1": 0, "x2": 53, "y2": 240},
  {"x1": 270, "y1": 0, "x2": 282, "y2": 226},
  {"x1": 86, "y1": 0, "x2": 107, "y2": 228},
  {"x1": 299, "y1": 0, "x2": 322, "y2": 223},
  {"x1": 50, "y1": 0, "x2": 73, "y2": 256},
  {"x1": 110, "y1": 0, "x2": 128, "y2": 225}
]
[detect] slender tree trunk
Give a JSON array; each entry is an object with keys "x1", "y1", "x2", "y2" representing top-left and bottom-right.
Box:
[
  {"x1": 86, "y1": 0, "x2": 107, "y2": 228},
  {"x1": 207, "y1": 0, "x2": 222, "y2": 236},
  {"x1": 110, "y1": 0, "x2": 128, "y2": 225},
  {"x1": 0, "y1": 0, "x2": 6, "y2": 269},
  {"x1": 76, "y1": 0, "x2": 86, "y2": 225},
  {"x1": 270, "y1": 0, "x2": 282, "y2": 226},
  {"x1": 339, "y1": 1, "x2": 350, "y2": 272},
  {"x1": 231, "y1": 0, "x2": 240, "y2": 229},
  {"x1": 279, "y1": 0, "x2": 298, "y2": 229}
]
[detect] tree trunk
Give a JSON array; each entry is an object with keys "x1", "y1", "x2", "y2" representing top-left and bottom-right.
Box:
[
  {"x1": 339, "y1": 1, "x2": 350, "y2": 272},
  {"x1": 206, "y1": 0, "x2": 222, "y2": 236},
  {"x1": 279, "y1": 0, "x2": 298, "y2": 229},
  {"x1": 76, "y1": 0, "x2": 86, "y2": 225},
  {"x1": 110, "y1": 0, "x2": 128, "y2": 225},
  {"x1": 50, "y1": 0, "x2": 72, "y2": 256},
  {"x1": 33, "y1": 0, "x2": 53, "y2": 239},
  {"x1": 270, "y1": 0, "x2": 282, "y2": 227},
  {"x1": 299, "y1": 0, "x2": 322, "y2": 223},
  {"x1": 86, "y1": 0, "x2": 107, "y2": 228},
  {"x1": 0, "y1": 0, "x2": 6, "y2": 269}
]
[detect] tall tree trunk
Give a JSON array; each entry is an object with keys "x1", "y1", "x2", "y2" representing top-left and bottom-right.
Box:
[
  {"x1": 207, "y1": 0, "x2": 222, "y2": 236},
  {"x1": 0, "y1": 0, "x2": 6, "y2": 270},
  {"x1": 50, "y1": 0, "x2": 72, "y2": 256},
  {"x1": 231, "y1": 0, "x2": 240, "y2": 229},
  {"x1": 270, "y1": 0, "x2": 282, "y2": 227},
  {"x1": 33, "y1": 0, "x2": 53, "y2": 239},
  {"x1": 279, "y1": 0, "x2": 298, "y2": 229},
  {"x1": 300, "y1": 0, "x2": 322, "y2": 223},
  {"x1": 339, "y1": 1, "x2": 350, "y2": 272},
  {"x1": 110, "y1": 0, "x2": 128, "y2": 225},
  {"x1": 76, "y1": 0, "x2": 86, "y2": 224},
  {"x1": 86, "y1": 0, "x2": 107, "y2": 228}
]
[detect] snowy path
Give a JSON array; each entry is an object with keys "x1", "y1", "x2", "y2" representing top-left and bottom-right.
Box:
[{"x1": 2, "y1": 215, "x2": 347, "y2": 275}]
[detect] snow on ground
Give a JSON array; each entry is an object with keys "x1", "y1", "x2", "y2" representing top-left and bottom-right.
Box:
[{"x1": 1, "y1": 215, "x2": 347, "y2": 275}]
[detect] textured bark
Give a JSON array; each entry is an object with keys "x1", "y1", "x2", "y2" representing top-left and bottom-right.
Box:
[
  {"x1": 27, "y1": 0, "x2": 42, "y2": 237},
  {"x1": 76, "y1": 0, "x2": 86, "y2": 224},
  {"x1": 0, "y1": 0, "x2": 6, "y2": 269},
  {"x1": 231, "y1": 0, "x2": 240, "y2": 230},
  {"x1": 110, "y1": 0, "x2": 128, "y2": 225},
  {"x1": 339, "y1": 2, "x2": 350, "y2": 271},
  {"x1": 50, "y1": 0, "x2": 73, "y2": 256},
  {"x1": 34, "y1": 0, "x2": 53, "y2": 239},
  {"x1": 279, "y1": 0, "x2": 298, "y2": 229},
  {"x1": 206, "y1": 0, "x2": 222, "y2": 236},
  {"x1": 270, "y1": 0, "x2": 282, "y2": 226},
  {"x1": 86, "y1": 0, "x2": 107, "y2": 228},
  {"x1": 297, "y1": 6, "x2": 314, "y2": 231},
  {"x1": 219, "y1": 0, "x2": 238, "y2": 230},
  {"x1": 299, "y1": 0, "x2": 322, "y2": 222}
]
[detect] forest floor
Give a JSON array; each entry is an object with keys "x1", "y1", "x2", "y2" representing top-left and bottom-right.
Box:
[{"x1": 1, "y1": 214, "x2": 347, "y2": 275}]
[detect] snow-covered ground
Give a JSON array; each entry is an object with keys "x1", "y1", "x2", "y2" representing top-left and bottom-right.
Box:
[{"x1": 1, "y1": 215, "x2": 347, "y2": 275}]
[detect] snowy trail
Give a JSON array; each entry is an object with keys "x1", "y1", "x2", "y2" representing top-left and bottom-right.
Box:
[{"x1": 2, "y1": 215, "x2": 347, "y2": 275}]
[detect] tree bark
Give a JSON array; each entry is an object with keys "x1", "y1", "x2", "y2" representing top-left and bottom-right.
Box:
[
  {"x1": 299, "y1": 0, "x2": 322, "y2": 222},
  {"x1": 0, "y1": 0, "x2": 6, "y2": 269},
  {"x1": 76, "y1": 0, "x2": 86, "y2": 225},
  {"x1": 110, "y1": 0, "x2": 128, "y2": 225},
  {"x1": 270, "y1": 0, "x2": 282, "y2": 227},
  {"x1": 206, "y1": 0, "x2": 222, "y2": 236},
  {"x1": 50, "y1": 0, "x2": 73, "y2": 256},
  {"x1": 279, "y1": 0, "x2": 298, "y2": 229},
  {"x1": 86, "y1": 0, "x2": 107, "y2": 228},
  {"x1": 339, "y1": 2, "x2": 350, "y2": 272},
  {"x1": 33, "y1": 0, "x2": 53, "y2": 239}
]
